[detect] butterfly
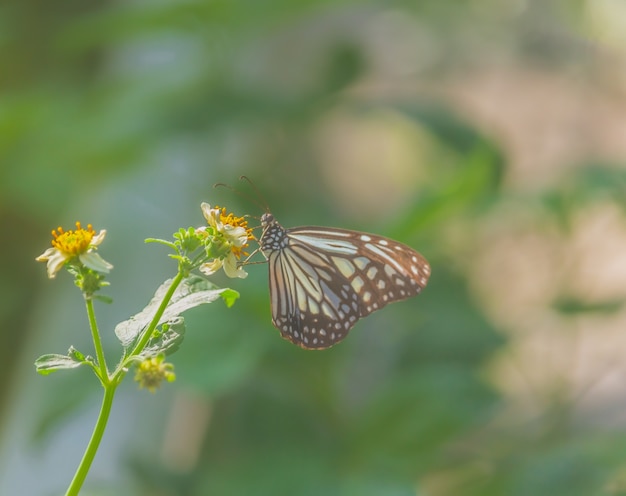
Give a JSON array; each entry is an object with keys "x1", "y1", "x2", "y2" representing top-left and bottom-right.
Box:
[{"x1": 259, "y1": 212, "x2": 431, "y2": 349}]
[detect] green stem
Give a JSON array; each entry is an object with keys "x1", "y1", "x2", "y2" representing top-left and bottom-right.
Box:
[
  {"x1": 85, "y1": 297, "x2": 108, "y2": 382},
  {"x1": 65, "y1": 385, "x2": 116, "y2": 496},
  {"x1": 66, "y1": 273, "x2": 185, "y2": 494},
  {"x1": 123, "y1": 271, "x2": 184, "y2": 368}
]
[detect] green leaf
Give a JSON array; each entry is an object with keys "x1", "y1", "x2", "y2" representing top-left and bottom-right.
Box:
[
  {"x1": 114, "y1": 275, "x2": 237, "y2": 347},
  {"x1": 34, "y1": 348, "x2": 92, "y2": 375},
  {"x1": 93, "y1": 294, "x2": 114, "y2": 304},
  {"x1": 68, "y1": 346, "x2": 86, "y2": 361},
  {"x1": 142, "y1": 316, "x2": 186, "y2": 357},
  {"x1": 220, "y1": 288, "x2": 240, "y2": 308}
]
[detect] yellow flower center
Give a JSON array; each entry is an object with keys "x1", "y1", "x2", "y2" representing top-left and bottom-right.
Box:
[
  {"x1": 51, "y1": 222, "x2": 95, "y2": 256},
  {"x1": 216, "y1": 206, "x2": 254, "y2": 258},
  {"x1": 231, "y1": 246, "x2": 245, "y2": 258}
]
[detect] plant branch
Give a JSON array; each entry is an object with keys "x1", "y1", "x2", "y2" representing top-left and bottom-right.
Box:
[
  {"x1": 132, "y1": 271, "x2": 184, "y2": 357},
  {"x1": 86, "y1": 297, "x2": 108, "y2": 382},
  {"x1": 65, "y1": 385, "x2": 116, "y2": 496}
]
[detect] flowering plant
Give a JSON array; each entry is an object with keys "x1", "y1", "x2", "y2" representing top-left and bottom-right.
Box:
[{"x1": 35, "y1": 203, "x2": 253, "y2": 496}]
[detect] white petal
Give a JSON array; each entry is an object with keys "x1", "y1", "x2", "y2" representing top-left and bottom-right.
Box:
[
  {"x1": 46, "y1": 250, "x2": 68, "y2": 278},
  {"x1": 35, "y1": 247, "x2": 57, "y2": 262},
  {"x1": 90, "y1": 230, "x2": 107, "y2": 247},
  {"x1": 201, "y1": 203, "x2": 223, "y2": 230},
  {"x1": 223, "y1": 225, "x2": 248, "y2": 247},
  {"x1": 200, "y1": 258, "x2": 223, "y2": 276},
  {"x1": 200, "y1": 202, "x2": 213, "y2": 221},
  {"x1": 223, "y1": 253, "x2": 248, "y2": 279},
  {"x1": 80, "y1": 251, "x2": 113, "y2": 273}
]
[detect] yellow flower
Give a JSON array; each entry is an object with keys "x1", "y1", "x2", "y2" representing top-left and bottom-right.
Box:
[
  {"x1": 134, "y1": 355, "x2": 176, "y2": 393},
  {"x1": 199, "y1": 203, "x2": 252, "y2": 279},
  {"x1": 36, "y1": 222, "x2": 113, "y2": 278}
]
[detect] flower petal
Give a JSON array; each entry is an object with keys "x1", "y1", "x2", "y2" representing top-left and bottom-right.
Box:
[
  {"x1": 199, "y1": 258, "x2": 224, "y2": 276},
  {"x1": 201, "y1": 203, "x2": 223, "y2": 231},
  {"x1": 46, "y1": 250, "x2": 69, "y2": 278},
  {"x1": 90, "y1": 230, "x2": 107, "y2": 247},
  {"x1": 79, "y1": 251, "x2": 113, "y2": 273},
  {"x1": 35, "y1": 247, "x2": 58, "y2": 262},
  {"x1": 223, "y1": 253, "x2": 248, "y2": 279},
  {"x1": 223, "y1": 225, "x2": 249, "y2": 247}
]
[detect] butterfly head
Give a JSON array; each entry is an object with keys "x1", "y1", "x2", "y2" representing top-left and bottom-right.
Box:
[{"x1": 260, "y1": 212, "x2": 274, "y2": 229}]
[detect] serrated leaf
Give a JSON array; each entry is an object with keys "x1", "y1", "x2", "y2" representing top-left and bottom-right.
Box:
[
  {"x1": 35, "y1": 353, "x2": 88, "y2": 375},
  {"x1": 142, "y1": 316, "x2": 186, "y2": 357},
  {"x1": 114, "y1": 275, "x2": 235, "y2": 348}
]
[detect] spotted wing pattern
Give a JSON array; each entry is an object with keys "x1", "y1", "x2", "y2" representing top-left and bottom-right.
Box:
[{"x1": 259, "y1": 213, "x2": 431, "y2": 350}]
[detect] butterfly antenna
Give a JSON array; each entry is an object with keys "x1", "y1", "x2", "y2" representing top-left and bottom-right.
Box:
[
  {"x1": 239, "y1": 175, "x2": 270, "y2": 213},
  {"x1": 213, "y1": 180, "x2": 266, "y2": 213}
]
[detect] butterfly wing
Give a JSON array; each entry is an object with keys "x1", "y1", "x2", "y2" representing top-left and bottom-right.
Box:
[{"x1": 267, "y1": 225, "x2": 430, "y2": 350}]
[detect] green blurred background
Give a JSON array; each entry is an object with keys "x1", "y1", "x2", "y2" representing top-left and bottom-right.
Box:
[{"x1": 2, "y1": 0, "x2": 626, "y2": 494}]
